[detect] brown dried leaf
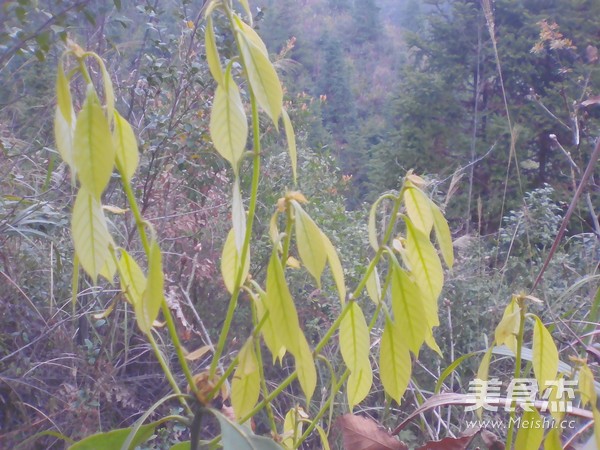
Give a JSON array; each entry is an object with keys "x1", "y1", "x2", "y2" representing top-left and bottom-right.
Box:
[
  {"x1": 336, "y1": 414, "x2": 408, "y2": 450},
  {"x1": 416, "y1": 427, "x2": 479, "y2": 450},
  {"x1": 581, "y1": 95, "x2": 600, "y2": 107},
  {"x1": 480, "y1": 430, "x2": 504, "y2": 450}
]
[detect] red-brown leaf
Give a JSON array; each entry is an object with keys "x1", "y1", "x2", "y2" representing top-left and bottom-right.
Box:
[
  {"x1": 336, "y1": 414, "x2": 408, "y2": 450},
  {"x1": 416, "y1": 427, "x2": 479, "y2": 450}
]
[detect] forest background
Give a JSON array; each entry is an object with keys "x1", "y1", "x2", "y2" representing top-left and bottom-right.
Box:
[{"x1": 1, "y1": 0, "x2": 599, "y2": 448}]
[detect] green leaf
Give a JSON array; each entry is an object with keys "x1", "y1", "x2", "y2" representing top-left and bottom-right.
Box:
[
  {"x1": 238, "y1": 0, "x2": 253, "y2": 26},
  {"x1": 95, "y1": 55, "x2": 115, "y2": 125},
  {"x1": 404, "y1": 218, "x2": 443, "y2": 328},
  {"x1": 169, "y1": 443, "x2": 190, "y2": 450},
  {"x1": 281, "y1": 109, "x2": 297, "y2": 183},
  {"x1": 232, "y1": 178, "x2": 246, "y2": 252},
  {"x1": 99, "y1": 252, "x2": 117, "y2": 282},
  {"x1": 314, "y1": 425, "x2": 331, "y2": 450},
  {"x1": 211, "y1": 408, "x2": 282, "y2": 450},
  {"x1": 205, "y1": 16, "x2": 223, "y2": 85},
  {"x1": 209, "y1": 65, "x2": 248, "y2": 175},
  {"x1": 514, "y1": 409, "x2": 544, "y2": 450},
  {"x1": 320, "y1": 231, "x2": 346, "y2": 304},
  {"x1": 136, "y1": 241, "x2": 164, "y2": 334},
  {"x1": 431, "y1": 202, "x2": 454, "y2": 268},
  {"x1": 264, "y1": 252, "x2": 301, "y2": 354},
  {"x1": 294, "y1": 331, "x2": 317, "y2": 404},
  {"x1": 235, "y1": 17, "x2": 282, "y2": 125},
  {"x1": 579, "y1": 363, "x2": 597, "y2": 407},
  {"x1": 403, "y1": 187, "x2": 433, "y2": 234},
  {"x1": 118, "y1": 249, "x2": 146, "y2": 305},
  {"x1": 476, "y1": 346, "x2": 494, "y2": 419},
  {"x1": 67, "y1": 423, "x2": 155, "y2": 450},
  {"x1": 235, "y1": 16, "x2": 268, "y2": 56},
  {"x1": 221, "y1": 228, "x2": 250, "y2": 294},
  {"x1": 56, "y1": 60, "x2": 73, "y2": 121},
  {"x1": 54, "y1": 104, "x2": 76, "y2": 175},
  {"x1": 292, "y1": 201, "x2": 327, "y2": 287},
  {"x1": 367, "y1": 200, "x2": 380, "y2": 251},
  {"x1": 494, "y1": 296, "x2": 521, "y2": 354},
  {"x1": 532, "y1": 315, "x2": 559, "y2": 391},
  {"x1": 379, "y1": 315, "x2": 411, "y2": 404},
  {"x1": 73, "y1": 85, "x2": 116, "y2": 199},
  {"x1": 390, "y1": 263, "x2": 429, "y2": 354},
  {"x1": 365, "y1": 267, "x2": 381, "y2": 304},
  {"x1": 253, "y1": 289, "x2": 285, "y2": 363},
  {"x1": 71, "y1": 189, "x2": 113, "y2": 282},
  {"x1": 340, "y1": 302, "x2": 372, "y2": 409},
  {"x1": 232, "y1": 337, "x2": 260, "y2": 421},
  {"x1": 282, "y1": 407, "x2": 303, "y2": 449},
  {"x1": 543, "y1": 427, "x2": 563, "y2": 450},
  {"x1": 112, "y1": 111, "x2": 139, "y2": 182}
]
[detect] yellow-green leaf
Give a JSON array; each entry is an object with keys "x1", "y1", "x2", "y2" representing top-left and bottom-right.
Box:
[
  {"x1": 404, "y1": 218, "x2": 443, "y2": 327},
  {"x1": 403, "y1": 186, "x2": 433, "y2": 234},
  {"x1": 73, "y1": 85, "x2": 116, "y2": 199},
  {"x1": 232, "y1": 178, "x2": 246, "y2": 252},
  {"x1": 231, "y1": 337, "x2": 260, "y2": 421},
  {"x1": 579, "y1": 363, "x2": 597, "y2": 407},
  {"x1": 221, "y1": 228, "x2": 250, "y2": 294},
  {"x1": 314, "y1": 425, "x2": 331, "y2": 450},
  {"x1": 544, "y1": 427, "x2": 563, "y2": 450},
  {"x1": 294, "y1": 331, "x2": 317, "y2": 403},
  {"x1": 282, "y1": 109, "x2": 297, "y2": 183},
  {"x1": 282, "y1": 407, "x2": 306, "y2": 449},
  {"x1": 252, "y1": 289, "x2": 285, "y2": 363},
  {"x1": 118, "y1": 249, "x2": 146, "y2": 305},
  {"x1": 391, "y1": 263, "x2": 429, "y2": 354},
  {"x1": 368, "y1": 200, "x2": 379, "y2": 251},
  {"x1": 112, "y1": 111, "x2": 139, "y2": 182},
  {"x1": 379, "y1": 316, "x2": 411, "y2": 404},
  {"x1": 264, "y1": 252, "x2": 301, "y2": 353},
  {"x1": 494, "y1": 296, "x2": 521, "y2": 354},
  {"x1": 532, "y1": 315, "x2": 559, "y2": 391},
  {"x1": 321, "y1": 231, "x2": 346, "y2": 304},
  {"x1": 56, "y1": 60, "x2": 72, "y2": 121},
  {"x1": 136, "y1": 241, "x2": 164, "y2": 334},
  {"x1": 235, "y1": 16, "x2": 268, "y2": 56},
  {"x1": 99, "y1": 251, "x2": 117, "y2": 282},
  {"x1": 365, "y1": 267, "x2": 381, "y2": 304},
  {"x1": 340, "y1": 302, "x2": 372, "y2": 409},
  {"x1": 96, "y1": 55, "x2": 115, "y2": 125},
  {"x1": 593, "y1": 407, "x2": 600, "y2": 450},
  {"x1": 292, "y1": 201, "x2": 327, "y2": 287},
  {"x1": 476, "y1": 346, "x2": 493, "y2": 419},
  {"x1": 514, "y1": 409, "x2": 544, "y2": 450},
  {"x1": 71, "y1": 188, "x2": 113, "y2": 282},
  {"x1": 205, "y1": 16, "x2": 223, "y2": 85},
  {"x1": 431, "y1": 202, "x2": 454, "y2": 268},
  {"x1": 54, "y1": 104, "x2": 76, "y2": 174},
  {"x1": 238, "y1": 0, "x2": 253, "y2": 26},
  {"x1": 209, "y1": 65, "x2": 248, "y2": 175},
  {"x1": 236, "y1": 20, "x2": 282, "y2": 125}
]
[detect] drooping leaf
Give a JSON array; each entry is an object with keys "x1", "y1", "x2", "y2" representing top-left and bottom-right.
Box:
[
  {"x1": 56, "y1": 59, "x2": 72, "y2": 121},
  {"x1": 253, "y1": 289, "x2": 285, "y2": 363},
  {"x1": 321, "y1": 231, "x2": 346, "y2": 304},
  {"x1": 282, "y1": 109, "x2": 297, "y2": 183},
  {"x1": 431, "y1": 202, "x2": 454, "y2": 268},
  {"x1": 294, "y1": 330, "x2": 317, "y2": 403},
  {"x1": 416, "y1": 427, "x2": 480, "y2": 450},
  {"x1": 314, "y1": 425, "x2": 331, "y2": 450},
  {"x1": 340, "y1": 302, "x2": 372, "y2": 409},
  {"x1": 211, "y1": 408, "x2": 283, "y2": 450},
  {"x1": 118, "y1": 249, "x2": 146, "y2": 305},
  {"x1": 514, "y1": 408, "x2": 544, "y2": 450},
  {"x1": 379, "y1": 316, "x2": 411, "y2": 404},
  {"x1": 205, "y1": 16, "x2": 223, "y2": 85},
  {"x1": 73, "y1": 85, "x2": 116, "y2": 199},
  {"x1": 578, "y1": 363, "x2": 597, "y2": 407},
  {"x1": 336, "y1": 414, "x2": 408, "y2": 450},
  {"x1": 543, "y1": 427, "x2": 563, "y2": 450},
  {"x1": 234, "y1": 16, "x2": 268, "y2": 56},
  {"x1": 232, "y1": 178, "x2": 246, "y2": 252},
  {"x1": 98, "y1": 251, "x2": 117, "y2": 282},
  {"x1": 494, "y1": 296, "x2": 521, "y2": 354},
  {"x1": 54, "y1": 61, "x2": 76, "y2": 173},
  {"x1": 209, "y1": 65, "x2": 248, "y2": 175},
  {"x1": 71, "y1": 189, "x2": 113, "y2": 282},
  {"x1": 264, "y1": 251, "x2": 302, "y2": 359},
  {"x1": 390, "y1": 263, "x2": 429, "y2": 354},
  {"x1": 238, "y1": 0, "x2": 253, "y2": 26},
  {"x1": 136, "y1": 241, "x2": 164, "y2": 334},
  {"x1": 184, "y1": 345, "x2": 212, "y2": 361},
  {"x1": 282, "y1": 407, "x2": 305, "y2": 449},
  {"x1": 112, "y1": 111, "x2": 139, "y2": 182},
  {"x1": 532, "y1": 315, "x2": 559, "y2": 392},
  {"x1": 368, "y1": 200, "x2": 380, "y2": 251},
  {"x1": 67, "y1": 422, "x2": 156, "y2": 450},
  {"x1": 221, "y1": 228, "x2": 250, "y2": 294},
  {"x1": 403, "y1": 186, "x2": 433, "y2": 234},
  {"x1": 292, "y1": 201, "x2": 327, "y2": 287},
  {"x1": 404, "y1": 218, "x2": 443, "y2": 328},
  {"x1": 365, "y1": 267, "x2": 381, "y2": 304},
  {"x1": 235, "y1": 18, "x2": 282, "y2": 125},
  {"x1": 231, "y1": 337, "x2": 260, "y2": 421},
  {"x1": 95, "y1": 55, "x2": 115, "y2": 125}
]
